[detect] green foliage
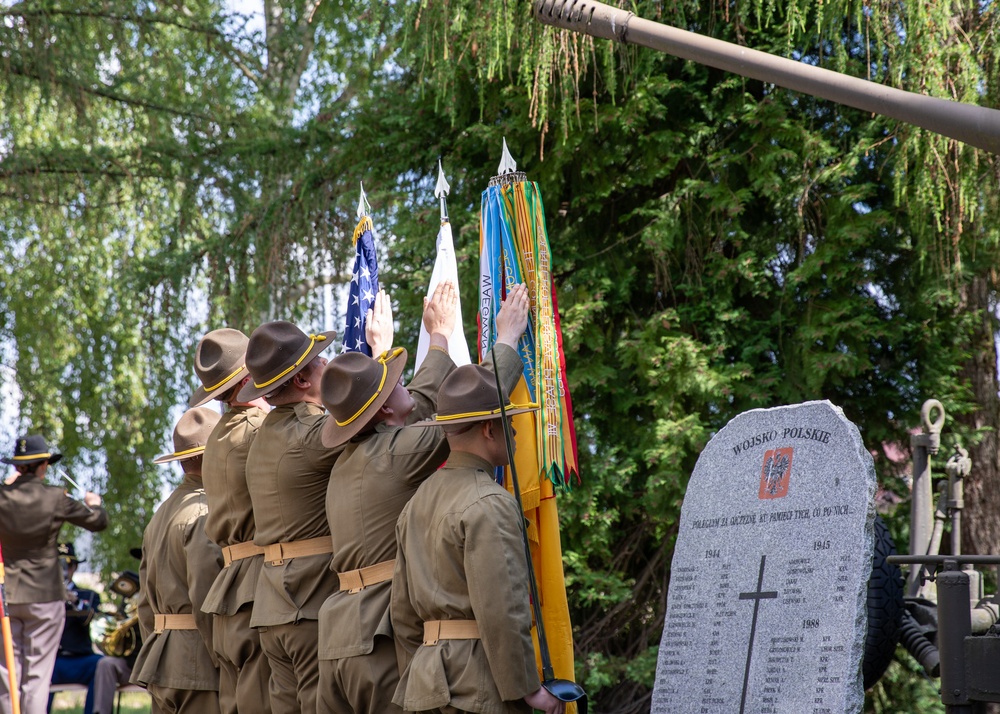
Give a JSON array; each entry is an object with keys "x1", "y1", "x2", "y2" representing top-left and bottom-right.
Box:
[
  {"x1": 2, "y1": 1, "x2": 1000, "y2": 710},
  {"x1": 865, "y1": 650, "x2": 944, "y2": 714}
]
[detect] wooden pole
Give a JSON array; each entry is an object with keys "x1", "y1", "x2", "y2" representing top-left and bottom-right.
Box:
[{"x1": 0, "y1": 540, "x2": 22, "y2": 714}]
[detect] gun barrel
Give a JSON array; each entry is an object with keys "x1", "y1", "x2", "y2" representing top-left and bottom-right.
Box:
[{"x1": 533, "y1": 0, "x2": 1000, "y2": 154}]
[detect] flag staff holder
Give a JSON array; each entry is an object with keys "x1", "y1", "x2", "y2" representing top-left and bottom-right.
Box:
[
  {"x1": 490, "y1": 348, "x2": 587, "y2": 713},
  {"x1": 0, "y1": 539, "x2": 22, "y2": 714}
]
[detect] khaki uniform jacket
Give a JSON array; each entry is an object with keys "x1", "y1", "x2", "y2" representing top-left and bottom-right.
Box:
[
  {"x1": 0, "y1": 476, "x2": 108, "y2": 604},
  {"x1": 246, "y1": 400, "x2": 344, "y2": 628},
  {"x1": 132, "y1": 475, "x2": 222, "y2": 691},
  {"x1": 391, "y1": 452, "x2": 540, "y2": 714},
  {"x1": 319, "y1": 344, "x2": 525, "y2": 661},
  {"x1": 201, "y1": 405, "x2": 268, "y2": 616}
]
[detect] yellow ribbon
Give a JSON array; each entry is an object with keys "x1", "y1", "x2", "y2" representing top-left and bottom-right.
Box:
[
  {"x1": 335, "y1": 348, "x2": 405, "y2": 427},
  {"x1": 254, "y1": 335, "x2": 327, "y2": 389},
  {"x1": 12, "y1": 453, "x2": 51, "y2": 461}
]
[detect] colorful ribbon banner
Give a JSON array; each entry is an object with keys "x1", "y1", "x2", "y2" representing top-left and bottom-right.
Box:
[{"x1": 479, "y1": 181, "x2": 579, "y2": 486}]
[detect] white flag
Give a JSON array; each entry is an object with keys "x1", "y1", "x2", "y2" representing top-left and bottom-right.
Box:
[{"x1": 415, "y1": 220, "x2": 472, "y2": 369}]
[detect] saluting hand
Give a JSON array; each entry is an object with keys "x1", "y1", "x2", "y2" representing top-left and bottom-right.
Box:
[
  {"x1": 423, "y1": 281, "x2": 458, "y2": 340},
  {"x1": 495, "y1": 283, "x2": 530, "y2": 348},
  {"x1": 83, "y1": 491, "x2": 102, "y2": 508},
  {"x1": 366, "y1": 288, "x2": 394, "y2": 355}
]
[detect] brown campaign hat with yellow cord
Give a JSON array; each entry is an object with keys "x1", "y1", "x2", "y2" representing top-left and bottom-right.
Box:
[
  {"x1": 237, "y1": 321, "x2": 336, "y2": 402},
  {"x1": 153, "y1": 407, "x2": 222, "y2": 464},
  {"x1": 411, "y1": 363, "x2": 538, "y2": 428},
  {"x1": 189, "y1": 328, "x2": 251, "y2": 408},
  {"x1": 320, "y1": 348, "x2": 409, "y2": 447}
]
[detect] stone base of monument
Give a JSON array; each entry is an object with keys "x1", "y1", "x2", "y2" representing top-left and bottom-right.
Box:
[{"x1": 653, "y1": 400, "x2": 882, "y2": 714}]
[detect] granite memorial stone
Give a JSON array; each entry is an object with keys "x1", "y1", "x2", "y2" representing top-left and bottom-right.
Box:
[{"x1": 652, "y1": 400, "x2": 877, "y2": 714}]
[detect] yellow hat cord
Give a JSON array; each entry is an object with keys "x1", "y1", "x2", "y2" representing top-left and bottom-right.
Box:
[
  {"x1": 204, "y1": 364, "x2": 246, "y2": 392},
  {"x1": 254, "y1": 335, "x2": 327, "y2": 389},
  {"x1": 335, "y1": 348, "x2": 404, "y2": 427},
  {"x1": 434, "y1": 402, "x2": 539, "y2": 422},
  {"x1": 171, "y1": 445, "x2": 206, "y2": 458},
  {"x1": 12, "y1": 452, "x2": 51, "y2": 461}
]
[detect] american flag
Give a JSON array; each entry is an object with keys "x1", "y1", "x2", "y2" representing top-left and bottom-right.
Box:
[{"x1": 343, "y1": 216, "x2": 379, "y2": 355}]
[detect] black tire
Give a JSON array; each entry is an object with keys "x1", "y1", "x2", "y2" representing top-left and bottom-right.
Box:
[{"x1": 863, "y1": 514, "x2": 904, "y2": 689}]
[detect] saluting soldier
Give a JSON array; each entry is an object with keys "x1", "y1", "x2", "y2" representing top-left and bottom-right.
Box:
[
  {"x1": 131, "y1": 408, "x2": 224, "y2": 714},
  {"x1": 189, "y1": 328, "x2": 272, "y2": 714},
  {"x1": 315, "y1": 283, "x2": 530, "y2": 714},
  {"x1": 237, "y1": 302, "x2": 392, "y2": 714},
  {"x1": 391, "y1": 363, "x2": 565, "y2": 714},
  {"x1": 0, "y1": 436, "x2": 107, "y2": 714}
]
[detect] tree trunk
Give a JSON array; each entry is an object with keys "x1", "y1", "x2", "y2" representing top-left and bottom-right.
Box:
[{"x1": 956, "y1": 275, "x2": 1000, "y2": 558}]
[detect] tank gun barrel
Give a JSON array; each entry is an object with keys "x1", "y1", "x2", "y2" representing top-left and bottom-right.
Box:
[{"x1": 533, "y1": 0, "x2": 1000, "y2": 154}]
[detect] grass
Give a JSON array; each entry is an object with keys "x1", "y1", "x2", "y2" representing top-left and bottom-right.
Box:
[{"x1": 50, "y1": 690, "x2": 151, "y2": 714}]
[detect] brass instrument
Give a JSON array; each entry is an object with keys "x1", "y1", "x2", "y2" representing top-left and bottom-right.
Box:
[
  {"x1": 93, "y1": 569, "x2": 142, "y2": 662},
  {"x1": 97, "y1": 612, "x2": 139, "y2": 658}
]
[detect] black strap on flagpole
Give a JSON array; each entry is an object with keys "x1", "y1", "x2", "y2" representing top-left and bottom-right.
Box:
[
  {"x1": 490, "y1": 346, "x2": 555, "y2": 681},
  {"x1": 490, "y1": 346, "x2": 588, "y2": 713}
]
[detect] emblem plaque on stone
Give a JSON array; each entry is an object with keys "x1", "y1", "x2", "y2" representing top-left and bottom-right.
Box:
[{"x1": 652, "y1": 401, "x2": 877, "y2": 714}]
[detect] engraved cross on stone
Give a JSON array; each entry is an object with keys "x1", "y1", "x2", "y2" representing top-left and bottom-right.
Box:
[{"x1": 738, "y1": 555, "x2": 778, "y2": 714}]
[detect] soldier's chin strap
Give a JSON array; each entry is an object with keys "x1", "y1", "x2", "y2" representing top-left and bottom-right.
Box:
[{"x1": 490, "y1": 347, "x2": 587, "y2": 713}]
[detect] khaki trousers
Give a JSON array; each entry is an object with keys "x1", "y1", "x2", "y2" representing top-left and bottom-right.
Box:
[
  {"x1": 93, "y1": 656, "x2": 132, "y2": 714},
  {"x1": 147, "y1": 684, "x2": 221, "y2": 714},
  {"x1": 213, "y1": 607, "x2": 271, "y2": 714},
  {"x1": 259, "y1": 620, "x2": 320, "y2": 714},
  {"x1": 0, "y1": 600, "x2": 65, "y2": 714},
  {"x1": 317, "y1": 635, "x2": 403, "y2": 714}
]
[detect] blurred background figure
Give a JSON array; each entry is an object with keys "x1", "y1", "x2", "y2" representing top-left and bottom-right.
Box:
[{"x1": 47, "y1": 542, "x2": 133, "y2": 714}]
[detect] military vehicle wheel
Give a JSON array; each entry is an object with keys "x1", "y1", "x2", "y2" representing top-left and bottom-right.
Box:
[{"x1": 863, "y1": 515, "x2": 903, "y2": 689}]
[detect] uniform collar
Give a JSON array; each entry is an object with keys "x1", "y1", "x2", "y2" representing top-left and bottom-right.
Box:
[{"x1": 442, "y1": 451, "x2": 496, "y2": 473}]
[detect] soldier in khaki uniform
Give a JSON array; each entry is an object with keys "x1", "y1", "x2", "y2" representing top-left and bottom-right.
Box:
[
  {"x1": 392, "y1": 364, "x2": 564, "y2": 714},
  {"x1": 0, "y1": 435, "x2": 107, "y2": 714},
  {"x1": 189, "y1": 328, "x2": 272, "y2": 714},
  {"x1": 236, "y1": 305, "x2": 392, "y2": 714},
  {"x1": 316, "y1": 282, "x2": 531, "y2": 714},
  {"x1": 131, "y1": 408, "x2": 224, "y2": 713}
]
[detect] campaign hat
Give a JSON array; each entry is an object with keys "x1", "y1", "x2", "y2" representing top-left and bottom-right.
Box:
[
  {"x1": 2, "y1": 434, "x2": 62, "y2": 465},
  {"x1": 320, "y1": 348, "x2": 408, "y2": 447},
  {"x1": 153, "y1": 407, "x2": 222, "y2": 464},
  {"x1": 237, "y1": 321, "x2": 336, "y2": 402},
  {"x1": 189, "y1": 328, "x2": 251, "y2": 407},
  {"x1": 411, "y1": 364, "x2": 538, "y2": 427},
  {"x1": 58, "y1": 542, "x2": 84, "y2": 565}
]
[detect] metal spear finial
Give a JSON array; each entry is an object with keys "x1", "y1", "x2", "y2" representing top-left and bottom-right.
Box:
[
  {"x1": 356, "y1": 181, "x2": 372, "y2": 219},
  {"x1": 434, "y1": 160, "x2": 450, "y2": 199},
  {"x1": 435, "y1": 160, "x2": 450, "y2": 223},
  {"x1": 489, "y1": 137, "x2": 527, "y2": 187}
]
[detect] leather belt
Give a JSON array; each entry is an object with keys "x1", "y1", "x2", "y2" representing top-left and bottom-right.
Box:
[
  {"x1": 263, "y1": 535, "x2": 334, "y2": 566},
  {"x1": 338, "y1": 559, "x2": 395, "y2": 593},
  {"x1": 153, "y1": 613, "x2": 197, "y2": 634},
  {"x1": 422, "y1": 620, "x2": 480, "y2": 645},
  {"x1": 222, "y1": 541, "x2": 265, "y2": 567}
]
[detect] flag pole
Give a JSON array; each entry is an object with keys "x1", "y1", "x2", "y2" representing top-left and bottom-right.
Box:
[
  {"x1": 0, "y1": 540, "x2": 22, "y2": 714},
  {"x1": 489, "y1": 347, "x2": 587, "y2": 712}
]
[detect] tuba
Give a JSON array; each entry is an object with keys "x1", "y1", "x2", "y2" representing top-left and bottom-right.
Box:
[
  {"x1": 97, "y1": 612, "x2": 139, "y2": 658},
  {"x1": 94, "y1": 569, "x2": 143, "y2": 664}
]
